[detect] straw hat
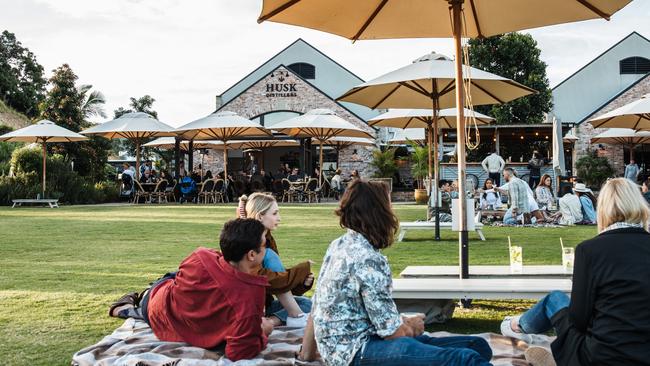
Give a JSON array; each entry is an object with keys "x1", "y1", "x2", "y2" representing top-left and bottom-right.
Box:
[{"x1": 573, "y1": 183, "x2": 592, "y2": 193}]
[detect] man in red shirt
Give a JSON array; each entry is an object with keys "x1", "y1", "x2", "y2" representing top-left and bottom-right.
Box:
[{"x1": 109, "y1": 218, "x2": 274, "y2": 361}]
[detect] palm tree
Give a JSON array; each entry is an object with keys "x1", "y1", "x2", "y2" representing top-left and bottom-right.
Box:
[{"x1": 78, "y1": 84, "x2": 107, "y2": 121}]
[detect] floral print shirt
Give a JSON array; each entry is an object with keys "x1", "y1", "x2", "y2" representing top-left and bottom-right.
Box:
[{"x1": 312, "y1": 230, "x2": 402, "y2": 366}]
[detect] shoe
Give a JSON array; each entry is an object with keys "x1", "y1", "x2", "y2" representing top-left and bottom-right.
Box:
[
  {"x1": 500, "y1": 316, "x2": 533, "y2": 344},
  {"x1": 525, "y1": 346, "x2": 556, "y2": 366},
  {"x1": 286, "y1": 313, "x2": 308, "y2": 328},
  {"x1": 108, "y1": 292, "x2": 139, "y2": 318}
]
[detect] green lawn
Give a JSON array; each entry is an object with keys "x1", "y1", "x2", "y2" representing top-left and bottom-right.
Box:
[{"x1": 0, "y1": 204, "x2": 597, "y2": 365}]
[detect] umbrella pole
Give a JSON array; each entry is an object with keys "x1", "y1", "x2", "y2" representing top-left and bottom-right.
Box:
[
  {"x1": 42, "y1": 140, "x2": 47, "y2": 199},
  {"x1": 319, "y1": 140, "x2": 324, "y2": 187},
  {"x1": 432, "y1": 115, "x2": 441, "y2": 241},
  {"x1": 223, "y1": 144, "x2": 228, "y2": 187},
  {"x1": 427, "y1": 122, "x2": 433, "y2": 220},
  {"x1": 135, "y1": 139, "x2": 141, "y2": 181},
  {"x1": 452, "y1": 0, "x2": 469, "y2": 279}
]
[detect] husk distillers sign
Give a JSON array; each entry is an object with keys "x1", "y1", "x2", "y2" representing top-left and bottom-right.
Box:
[{"x1": 265, "y1": 71, "x2": 297, "y2": 97}]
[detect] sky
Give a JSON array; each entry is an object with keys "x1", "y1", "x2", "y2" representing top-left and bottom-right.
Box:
[{"x1": 1, "y1": 0, "x2": 650, "y2": 127}]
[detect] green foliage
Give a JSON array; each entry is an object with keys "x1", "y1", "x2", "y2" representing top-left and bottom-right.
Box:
[
  {"x1": 576, "y1": 151, "x2": 615, "y2": 190},
  {"x1": 468, "y1": 33, "x2": 553, "y2": 124},
  {"x1": 370, "y1": 147, "x2": 398, "y2": 178},
  {"x1": 10, "y1": 144, "x2": 42, "y2": 174},
  {"x1": 409, "y1": 142, "x2": 429, "y2": 189},
  {"x1": 38, "y1": 64, "x2": 110, "y2": 182},
  {"x1": 0, "y1": 124, "x2": 20, "y2": 175},
  {"x1": 0, "y1": 30, "x2": 47, "y2": 117}
]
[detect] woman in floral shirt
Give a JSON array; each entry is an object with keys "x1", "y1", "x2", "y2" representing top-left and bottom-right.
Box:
[{"x1": 302, "y1": 180, "x2": 493, "y2": 366}]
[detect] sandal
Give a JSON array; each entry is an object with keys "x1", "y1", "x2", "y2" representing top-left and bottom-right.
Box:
[{"x1": 108, "y1": 292, "x2": 140, "y2": 317}]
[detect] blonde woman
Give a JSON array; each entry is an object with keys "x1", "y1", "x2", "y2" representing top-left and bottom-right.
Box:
[
  {"x1": 237, "y1": 193, "x2": 313, "y2": 328},
  {"x1": 500, "y1": 178, "x2": 650, "y2": 366}
]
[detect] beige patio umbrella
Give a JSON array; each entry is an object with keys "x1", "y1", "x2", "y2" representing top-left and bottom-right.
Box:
[
  {"x1": 315, "y1": 136, "x2": 376, "y2": 165},
  {"x1": 272, "y1": 108, "x2": 374, "y2": 186},
  {"x1": 258, "y1": 0, "x2": 631, "y2": 278},
  {"x1": 175, "y1": 111, "x2": 271, "y2": 181},
  {"x1": 589, "y1": 94, "x2": 650, "y2": 130},
  {"x1": 80, "y1": 112, "x2": 175, "y2": 180},
  {"x1": 591, "y1": 128, "x2": 650, "y2": 160},
  {"x1": 0, "y1": 120, "x2": 88, "y2": 198},
  {"x1": 388, "y1": 128, "x2": 426, "y2": 146},
  {"x1": 143, "y1": 137, "x2": 226, "y2": 151},
  {"x1": 563, "y1": 131, "x2": 579, "y2": 143}
]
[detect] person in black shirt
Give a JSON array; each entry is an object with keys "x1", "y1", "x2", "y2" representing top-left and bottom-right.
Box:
[{"x1": 500, "y1": 178, "x2": 650, "y2": 366}]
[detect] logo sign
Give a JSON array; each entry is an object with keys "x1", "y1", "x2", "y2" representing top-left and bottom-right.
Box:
[{"x1": 265, "y1": 71, "x2": 297, "y2": 97}]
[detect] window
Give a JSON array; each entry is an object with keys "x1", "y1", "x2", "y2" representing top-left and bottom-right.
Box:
[
  {"x1": 288, "y1": 62, "x2": 316, "y2": 79},
  {"x1": 620, "y1": 57, "x2": 650, "y2": 74}
]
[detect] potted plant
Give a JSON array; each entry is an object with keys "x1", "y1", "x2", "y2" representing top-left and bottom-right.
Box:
[
  {"x1": 369, "y1": 148, "x2": 397, "y2": 192},
  {"x1": 410, "y1": 142, "x2": 429, "y2": 204}
]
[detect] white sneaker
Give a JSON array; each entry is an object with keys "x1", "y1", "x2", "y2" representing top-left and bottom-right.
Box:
[
  {"x1": 286, "y1": 313, "x2": 308, "y2": 328},
  {"x1": 525, "y1": 346, "x2": 556, "y2": 366},
  {"x1": 500, "y1": 316, "x2": 533, "y2": 344}
]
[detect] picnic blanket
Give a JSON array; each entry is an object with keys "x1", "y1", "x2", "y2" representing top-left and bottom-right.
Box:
[{"x1": 71, "y1": 318, "x2": 555, "y2": 366}]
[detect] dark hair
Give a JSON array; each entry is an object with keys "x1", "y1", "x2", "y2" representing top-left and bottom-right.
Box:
[
  {"x1": 482, "y1": 178, "x2": 494, "y2": 200},
  {"x1": 576, "y1": 191, "x2": 597, "y2": 208},
  {"x1": 438, "y1": 179, "x2": 450, "y2": 189},
  {"x1": 219, "y1": 218, "x2": 265, "y2": 262},
  {"x1": 335, "y1": 180, "x2": 399, "y2": 249},
  {"x1": 537, "y1": 174, "x2": 552, "y2": 189}
]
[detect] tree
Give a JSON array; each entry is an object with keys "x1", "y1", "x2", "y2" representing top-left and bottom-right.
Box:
[
  {"x1": 78, "y1": 84, "x2": 107, "y2": 120},
  {"x1": 39, "y1": 64, "x2": 110, "y2": 181},
  {"x1": 370, "y1": 147, "x2": 398, "y2": 178},
  {"x1": 112, "y1": 95, "x2": 160, "y2": 158},
  {"x1": 576, "y1": 151, "x2": 615, "y2": 189},
  {"x1": 468, "y1": 32, "x2": 552, "y2": 125},
  {"x1": 0, "y1": 30, "x2": 47, "y2": 117}
]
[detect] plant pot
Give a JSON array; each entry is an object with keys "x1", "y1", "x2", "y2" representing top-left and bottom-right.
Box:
[{"x1": 414, "y1": 188, "x2": 429, "y2": 204}]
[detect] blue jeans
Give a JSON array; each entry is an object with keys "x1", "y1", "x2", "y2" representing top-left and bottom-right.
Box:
[
  {"x1": 266, "y1": 296, "x2": 312, "y2": 322},
  {"x1": 351, "y1": 334, "x2": 492, "y2": 366},
  {"x1": 263, "y1": 248, "x2": 285, "y2": 272},
  {"x1": 519, "y1": 291, "x2": 570, "y2": 334},
  {"x1": 503, "y1": 207, "x2": 523, "y2": 225}
]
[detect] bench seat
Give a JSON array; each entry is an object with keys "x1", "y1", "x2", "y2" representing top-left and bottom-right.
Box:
[
  {"x1": 391, "y1": 278, "x2": 572, "y2": 300},
  {"x1": 400, "y1": 265, "x2": 571, "y2": 278},
  {"x1": 398, "y1": 221, "x2": 485, "y2": 241},
  {"x1": 12, "y1": 199, "x2": 59, "y2": 208}
]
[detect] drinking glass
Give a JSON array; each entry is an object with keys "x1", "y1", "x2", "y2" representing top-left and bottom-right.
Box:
[
  {"x1": 562, "y1": 247, "x2": 575, "y2": 272},
  {"x1": 509, "y1": 245, "x2": 523, "y2": 274}
]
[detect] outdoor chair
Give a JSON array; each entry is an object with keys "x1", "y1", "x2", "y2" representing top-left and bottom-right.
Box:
[
  {"x1": 251, "y1": 180, "x2": 265, "y2": 192},
  {"x1": 198, "y1": 179, "x2": 216, "y2": 204},
  {"x1": 272, "y1": 180, "x2": 284, "y2": 200},
  {"x1": 233, "y1": 180, "x2": 246, "y2": 197},
  {"x1": 281, "y1": 178, "x2": 298, "y2": 202},
  {"x1": 133, "y1": 181, "x2": 151, "y2": 204},
  {"x1": 151, "y1": 180, "x2": 169, "y2": 203},
  {"x1": 165, "y1": 180, "x2": 177, "y2": 203},
  {"x1": 212, "y1": 179, "x2": 226, "y2": 203},
  {"x1": 304, "y1": 178, "x2": 320, "y2": 203}
]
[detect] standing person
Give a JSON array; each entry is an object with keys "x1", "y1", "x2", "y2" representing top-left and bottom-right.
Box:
[
  {"x1": 299, "y1": 180, "x2": 492, "y2": 365},
  {"x1": 497, "y1": 168, "x2": 530, "y2": 225},
  {"x1": 527, "y1": 151, "x2": 545, "y2": 189},
  {"x1": 624, "y1": 159, "x2": 640, "y2": 182},
  {"x1": 237, "y1": 193, "x2": 314, "y2": 327},
  {"x1": 500, "y1": 178, "x2": 650, "y2": 366},
  {"x1": 481, "y1": 149, "x2": 506, "y2": 186},
  {"x1": 573, "y1": 183, "x2": 597, "y2": 224},
  {"x1": 535, "y1": 174, "x2": 556, "y2": 210},
  {"x1": 108, "y1": 219, "x2": 274, "y2": 361}
]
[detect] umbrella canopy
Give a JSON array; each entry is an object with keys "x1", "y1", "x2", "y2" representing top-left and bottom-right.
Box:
[
  {"x1": 589, "y1": 94, "x2": 650, "y2": 130},
  {"x1": 316, "y1": 136, "x2": 375, "y2": 148},
  {"x1": 258, "y1": 0, "x2": 631, "y2": 279},
  {"x1": 258, "y1": 0, "x2": 631, "y2": 40},
  {"x1": 231, "y1": 139, "x2": 300, "y2": 149},
  {"x1": 0, "y1": 120, "x2": 88, "y2": 198},
  {"x1": 369, "y1": 108, "x2": 494, "y2": 129},
  {"x1": 81, "y1": 112, "x2": 175, "y2": 179},
  {"x1": 387, "y1": 128, "x2": 425, "y2": 145},
  {"x1": 272, "y1": 108, "x2": 374, "y2": 185},
  {"x1": 175, "y1": 111, "x2": 271, "y2": 180},
  {"x1": 143, "y1": 137, "x2": 226, "y2": 151},
  {"x1": 563, "y1": 132, "x2": 579, "y2": 142},
  {"x1": 591, "y1": 128, "x2": 650, "y2": 145}
]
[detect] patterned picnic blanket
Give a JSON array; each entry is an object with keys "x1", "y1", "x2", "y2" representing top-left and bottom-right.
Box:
[{"x1": 71, "y1": 318, "x2": 554, "y2": 366}]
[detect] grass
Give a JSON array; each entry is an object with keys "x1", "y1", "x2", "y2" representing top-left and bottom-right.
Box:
[{"x1": 0, "y1": 204, "x2": 597, "y2": 365}]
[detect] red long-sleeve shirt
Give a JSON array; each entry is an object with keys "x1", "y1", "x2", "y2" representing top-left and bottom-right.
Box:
[{"x1": 147, "y1": 247, "x2": 269, "y2": 361}]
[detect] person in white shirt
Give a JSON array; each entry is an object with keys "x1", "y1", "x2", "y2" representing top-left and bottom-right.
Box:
[
  {"x1": 481, "y1": 150, "x2": 506, "y2": 186},
  {"x1": 479, "y1": 178, "x2": 501, "y2": 210}
]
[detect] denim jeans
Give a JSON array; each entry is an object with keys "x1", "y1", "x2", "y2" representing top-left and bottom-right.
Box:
[
  {"x1": 122, "y1": 271, "x2": 177, "y2": 324},
  {"x1": 263, "y1": 248, "x2": 285, "y2": 272},
  {"x1": 503, "y1": 207, "x2": 523, "y2": 225},
  {"x1": 266, "y1": 296, "x2": 312, "y2": 322},
  {"x1": 351, "y1": 334, "x2": 493, "y2": 366},
  {"x1": 518, "y1": 290, "x2": 570, "y2": 334}
]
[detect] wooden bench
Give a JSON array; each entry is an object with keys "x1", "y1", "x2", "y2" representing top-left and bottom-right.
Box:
[
  {"x1": 398, "y1": 221, "x2": 486, "y2": 241},
  {"x1": 400, "y1": 265, "x2": 571, "y2": 279},
  {"x1": 392, "y1": 278, "x2": 572, "y2": 300},
  {"x1": 12, "y1": 199, "x2": 59, "y2": 208}
]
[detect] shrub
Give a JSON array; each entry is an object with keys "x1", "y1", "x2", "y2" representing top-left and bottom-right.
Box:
[
  {"x1": 370, "y1": 148, "x2": 398, "y2": 178},
  {"x1": 409, "y1": 142, "x2": 429, "y2": 189},
  {"x1": 11, "y1": 145, "x2": 42, "y2": 174},
  {"x1": 576, "y1": 151, "x2": 615, "y2": 190}
]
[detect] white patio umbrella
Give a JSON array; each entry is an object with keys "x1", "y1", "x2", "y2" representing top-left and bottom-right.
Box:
[
  {"x1": 258, "y1": 0, "x2": 631, "y2": 279},
  {"x1": 143, "y1": 137, "x2": 226, "y2": 151},
  {"x1": 388, "y1": 128, "x2": 426, "y2": 146},
  {"x1": 80, "y1": 112, "x2": 175, "y2": 180},
  {"x1": 0, "y1": 120, "x2": 88, "y2": 198},
  {"x1": 175, "y1": 111, "x2": 271, "y2": 181},
  {"x1": 591, "y1": 128, "x2": 650, "y2": 160},
  {"x1": 315, "y1": 136, "x2": 376, "y2": 165},
  {"x1": 272, "y1": 108, "x2": 374, "y2": 186},
  {"x1": 589, "y1": 94, "x2": 650, "y2": 130},
  {"x1": 563, "y1": 132, "x2": 579, "y2": 143}
]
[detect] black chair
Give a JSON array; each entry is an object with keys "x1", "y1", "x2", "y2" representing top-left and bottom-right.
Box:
[{"x1": 213, "y1": 179, "x2": 226, "y2": 203}]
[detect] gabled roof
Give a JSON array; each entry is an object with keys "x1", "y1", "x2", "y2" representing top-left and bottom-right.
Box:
[{"x1": 579, "y1": 73, "x2": 650, "y2": 124}]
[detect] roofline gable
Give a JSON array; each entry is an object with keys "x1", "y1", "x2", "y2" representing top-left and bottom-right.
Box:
[
  {"x1": 217, "y1": 38, "x2": 366, "y2": 101},
  {"x1": 553, "y1": 31, "x2": 650, "y2": 91},
  {"x1": 577, "y1": 72, "x2": 650, "y2": 125},
  {"x1": 216, "y1": 64, "x2": 377, "y2": 131}
]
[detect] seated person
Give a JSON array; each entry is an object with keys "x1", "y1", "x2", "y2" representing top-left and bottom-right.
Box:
[
  {"x1": 330, "y1": 169, "x2": 344, "y2": 198},
  {"x1": 535, "y1": 174, "x2": 555, "y2": 210},
  {"x1": 429, "y1": 180, "x2": 453, "y2": 222},
  {"x1": 500, "y1": 178, "x2": 650, "y2": 366},
  {"x1": 479, "y1": 178, "x2": 501, "y2": 210},
  {"x1": 287, "y1": 168, "x2": 301, "y2": 182},
  {"x1": 643, "y1": 180, "x2": 650, "y2": 205},
  {"x1": 574, "y1": 183, "x2": 597, "y2": 224},
  {"x1": 548, "y1": 189, "x2": 583, "y2": 225},
  {"x1": 140, "y1": 169, "x2": 153, "y2": 183},
  {"x1": 108, "y1": 219, "x2": 274, "y2": 361}
]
